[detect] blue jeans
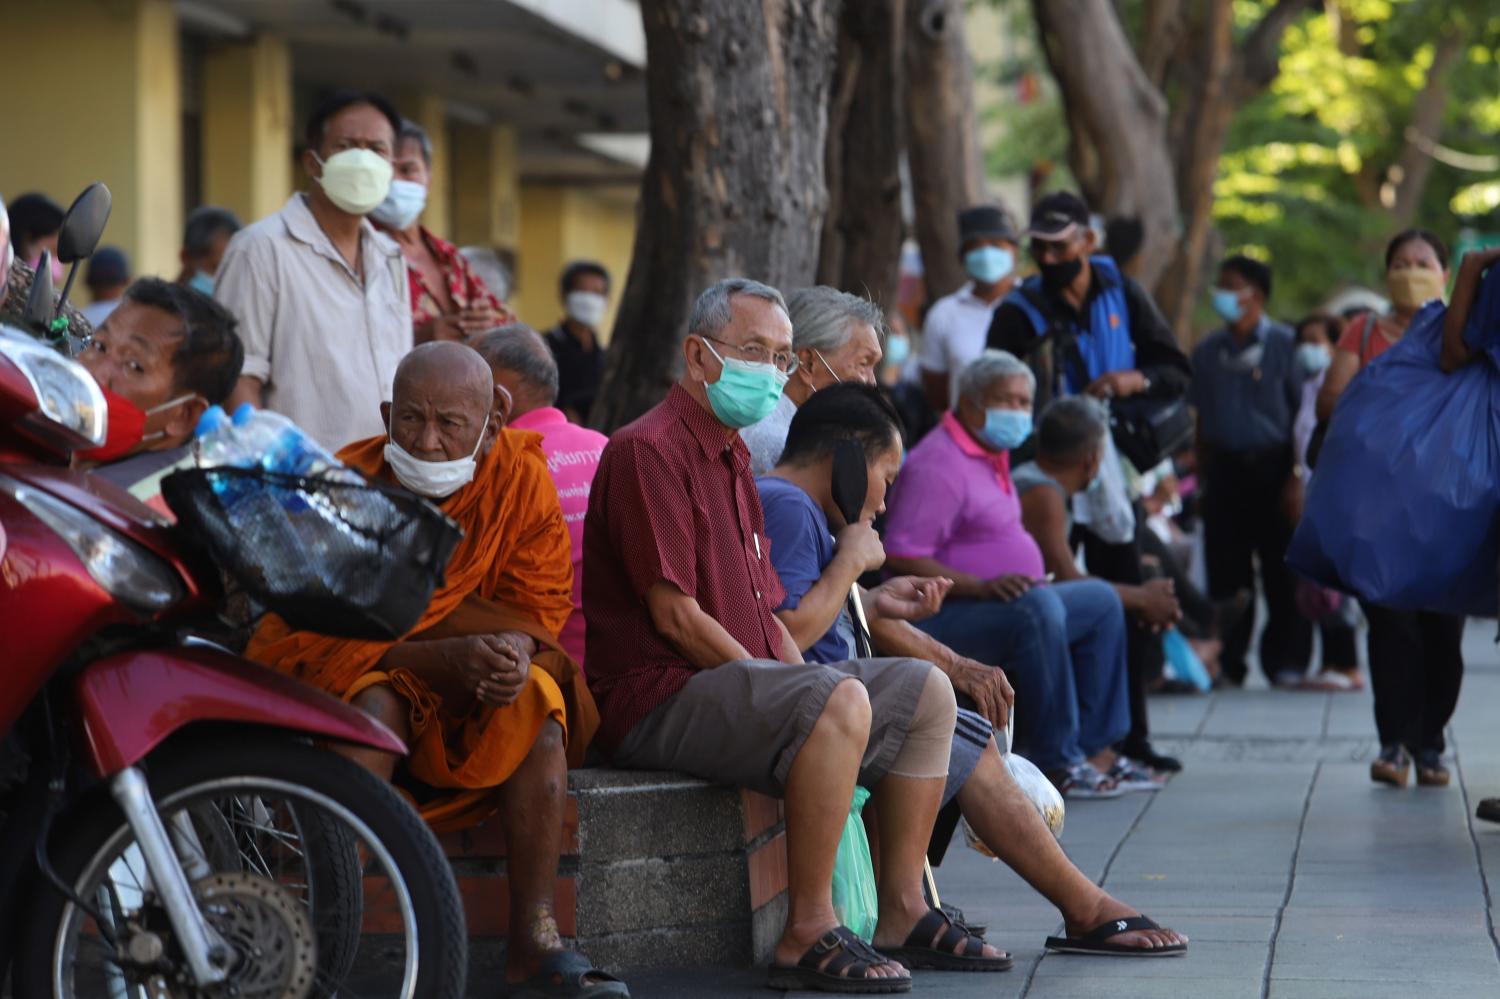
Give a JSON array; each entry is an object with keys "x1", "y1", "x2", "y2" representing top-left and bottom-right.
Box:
[{"x1": 916, "y1": 581, "x2": 1131, "y2": 772}]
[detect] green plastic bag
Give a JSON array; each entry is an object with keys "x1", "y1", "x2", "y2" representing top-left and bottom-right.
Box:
[{"x1": 830, "y1": 786, "x2": 878, "y2": 942}]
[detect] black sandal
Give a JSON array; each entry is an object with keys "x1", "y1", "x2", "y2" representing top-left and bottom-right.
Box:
[
  {"x1": 506, "y1": 951, "x2": 630, "y2": 997},
  {"x1": 1045, "y1": 915, "x2": 1187, "y2": 957},
  {"x1": 878, "y1": 908, "x2": 1013, "y2": 972},
  {"x1": 767, "y1": 926, "x2": 911, "y2": 994}
]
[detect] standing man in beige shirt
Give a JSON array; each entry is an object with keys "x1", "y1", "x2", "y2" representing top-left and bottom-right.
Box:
[{"x1": 216, "y1": 89, "x2": 414, "y2": 451}]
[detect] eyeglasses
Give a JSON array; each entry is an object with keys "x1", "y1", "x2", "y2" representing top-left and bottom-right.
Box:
[{"x1": 699, "y1": 335, "x2": 799, "y2": 374}]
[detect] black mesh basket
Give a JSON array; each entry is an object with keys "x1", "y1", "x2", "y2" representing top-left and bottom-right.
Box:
[{"x1": 161, "y1": 467, "x2": 463, "y2": 640}]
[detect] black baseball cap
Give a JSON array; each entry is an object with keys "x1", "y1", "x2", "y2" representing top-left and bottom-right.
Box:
[
  {"x1": 1027, "y1": 192, "x2": 1091, "y2": 241},
  {"x1": 957, "y1": 205, "x2": 1016, "y2": 244}
]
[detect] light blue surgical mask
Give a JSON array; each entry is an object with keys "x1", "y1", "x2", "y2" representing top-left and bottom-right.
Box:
[
  {"x1": 1296, "y1": 342, "x2": 1332, "y2": 374},
  {"x1": 370, "y1": 178, "x2": 428, "y2": 230},
  {"x1": 980, "y1": 407, "x2": 1032, "y2": 451},
  {"x1": 701, "y1": 339, "x2": 790, "y2": 429},
  {"x1": 187, "y1": 270, "x2": 215, "y2": 296},
  {"x1": 964, "y1": 246, "x2": 1015, "y2": 286},
  {"x1": 1211, "y1": 287, "x2": 1245, "y2": 323},
  {"x1": 884, "y1": 334, "x2": 911, "y2": 367}
]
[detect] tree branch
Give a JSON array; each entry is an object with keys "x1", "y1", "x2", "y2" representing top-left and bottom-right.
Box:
[{"x1": 1234, "y1": 0, "x2": 1318, "y2": 99}]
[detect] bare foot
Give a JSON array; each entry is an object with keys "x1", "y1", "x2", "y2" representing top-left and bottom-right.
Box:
[
  {"x1": 775, "y1": 917, "x2": 908, "y2": 982},
  {"x1": 1065, "y1": 893, "x2": 1188, "y2": 951}
]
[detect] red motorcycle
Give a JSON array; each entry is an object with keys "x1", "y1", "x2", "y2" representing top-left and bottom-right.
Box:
[{"x1": 0, "y1": 186, "x2": 466, "y2": 998}]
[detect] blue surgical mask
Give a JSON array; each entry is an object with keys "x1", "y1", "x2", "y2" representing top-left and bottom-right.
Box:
[
  {"x1": 187, "y1": 270, "x2": 215, "y2": 296},
  {"x1": 1296, "y1": 343, "x2": 1332, "y2": 374},
  {"x1": 884, "y1": 335, "x2": 911, "y2": 367},
  {"x1": 701, "y1": 339, "x2": 790, "y2": 429},
  {"x1": 980, "y1": 408, "x2": 1032, "y2": 451},
  {"x1": 1211, "y1": 287, "x2": 1245, "y2": 323},
  {"x1": 371, "y1": 178, "x2": 428, "y2": 230},
  {"x1": 964, "y1": 246, "x2": 1015, "y2": 286}
]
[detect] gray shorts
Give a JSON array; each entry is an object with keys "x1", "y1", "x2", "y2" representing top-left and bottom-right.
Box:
[{"x1": 613, "y1": 657, "x2": 934, "y2": 797}]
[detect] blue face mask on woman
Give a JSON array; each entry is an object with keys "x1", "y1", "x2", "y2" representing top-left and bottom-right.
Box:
[
  {"x1": 964, "y1": 246, "x2": 1015, "y2": 286},
  {"x1": 980, "y1": 407, "x2": 1033, "y2": 451}
]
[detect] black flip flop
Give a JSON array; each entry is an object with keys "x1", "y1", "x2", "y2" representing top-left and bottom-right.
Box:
[
  {"x1": 1045, "y1": 915, "x2": 1187, "y2": 957},
  {"x1": 1478, "y1": 798, "x2": 1500, "y2": 824},
  {"x1": 768, "y1": 927, "x2": 911, "y2": 994},
  {"x1": 879, "y1": 908, "x2": 1014, "y2": 972},
  {"x1": 507, "y1": 951, "x2": 631, "y2": 998}
]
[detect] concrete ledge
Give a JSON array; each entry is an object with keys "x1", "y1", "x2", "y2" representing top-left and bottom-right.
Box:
[{"x1": 443, "y1": 769, "x2": 788, "y2": 971}]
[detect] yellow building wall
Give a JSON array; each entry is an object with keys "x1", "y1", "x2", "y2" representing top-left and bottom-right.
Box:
[
  {"x1": 515, "y1": 183, "x2": 637, "y2": 345},
  {"x1": 448, "y1": 122, "x2": 520, "y2": 253},
  {"x1": 202, "y1": 35, "x2": 294, "y2": 225},
  {"x1": 399, "y1": 93, "x2": 451, "y2": 239},
  {"x1": 1, "y1": 0, "x2": 182, "y2": 279}
]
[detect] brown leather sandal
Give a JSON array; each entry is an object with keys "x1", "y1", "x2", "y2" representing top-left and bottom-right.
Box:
[{"x1": 767, "y1": 927, "x2": 911, "y2": 994}]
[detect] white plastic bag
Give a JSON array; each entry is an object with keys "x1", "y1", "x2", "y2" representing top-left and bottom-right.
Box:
[
  {"x1": 967, "y1": 716, "x2": 1065, "y2": 853},
  {"x1": 1071, "y1": 430, "x2": 1135, "y2": 545}
]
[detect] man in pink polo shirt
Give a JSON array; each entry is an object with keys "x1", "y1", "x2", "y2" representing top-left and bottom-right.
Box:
[
  {"x1": 884, "y1": 350, "x2": 1139, "y2": 798},
  {"x1": 471, "y1": 325, "x2": 607, "y2": 669}
]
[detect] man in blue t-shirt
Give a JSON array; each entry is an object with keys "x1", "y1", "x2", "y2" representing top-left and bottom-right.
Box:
[{"x1": 755, "y1": 383, "x2": 1188, "y2": 958}]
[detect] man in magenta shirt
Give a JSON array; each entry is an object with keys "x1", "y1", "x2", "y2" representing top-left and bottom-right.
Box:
[
  {"x1": 884, "y1": 350, "x2": 1136, "y2": 797},
  {"x1": 471, "y1": 325, "x2": 606, "y2": 669}
]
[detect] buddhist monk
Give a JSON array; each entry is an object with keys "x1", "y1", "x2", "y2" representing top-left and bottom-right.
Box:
[{"x1": 247, "y1": 342, "x2": 627, "y2": 999}]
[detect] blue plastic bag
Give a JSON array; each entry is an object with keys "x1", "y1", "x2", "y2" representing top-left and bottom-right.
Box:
[
  {"x1": 1162, "y1": 628, "x2": 1211, "y2": 692},
  {"x1": 1287, "y1": 269, "x2": 1500, "y2": 617},
  {"x1": 830, "y1": 787, "x2": 878, "y2": 942}
]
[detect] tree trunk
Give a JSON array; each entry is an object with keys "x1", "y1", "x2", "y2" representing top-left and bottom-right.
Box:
[
  {"x1": 1386, "y1": 29, "x2": 1464, "y2": 230},
  {"x1": 817, "y1": 0, "x2": 906, "y2": 307},
  {"x1": 1032, "y1": 0, "x2": 1181, "y2": 290},
  {"x1": 592, "y1": 0, "x2": 842, "y2": 433},
  {"x1": 904, "y1": 0, "x2": 987, "y2": 307}
]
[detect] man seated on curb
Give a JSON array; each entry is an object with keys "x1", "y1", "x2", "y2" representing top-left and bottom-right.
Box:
[
  {"x1": 1014, "y1": 396, "x2": 1183, "y2": 640},
  {"x1": 884, "y1": 351, "x2": 1143, "y2": 797},
  {"x1": 758, "y1": 381, "x2": 1188, "y2": 958},
  {"x1": 584, "y1": 278, "x2": 1010, "y2": 994},
  {"x1": 247, "y1": 342, "x2": 624, "y2": 999},
  {"x1": 76, "y1": 278, "x2": 243, "y2": 513},
  {"x1": 470, "y1": 324, "x2": 608, "y2": 670}
]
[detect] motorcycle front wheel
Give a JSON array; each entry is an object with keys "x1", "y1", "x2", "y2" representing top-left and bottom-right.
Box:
[{"x1": 17, "y1": 735, "x2": 467, "y2": 999}]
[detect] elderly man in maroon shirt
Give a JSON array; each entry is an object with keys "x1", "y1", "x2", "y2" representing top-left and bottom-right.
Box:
[{"x1": 584, "y1": 278, "x2": 1011, "y2": 994}]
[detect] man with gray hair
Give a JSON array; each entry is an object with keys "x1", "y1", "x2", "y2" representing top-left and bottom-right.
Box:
[
  {"x1": 585, "y1": 278, "x2": 1012, "y2": 990},
  {"x1": 373, "y1": 118, "x2": 512, "y2": 342},
  {"x1": 885, "y1": 351, "x2": 1138, "y2": 798},
  {"x1": 469, "y1": 323, "x2": 606, "y2": 668},
  {"x1": 742, "y1": 284, "x2": 885, "y2": 474},
  {"x1": 1014, "y1": 398, "x2": 1182, "y2": 652}
]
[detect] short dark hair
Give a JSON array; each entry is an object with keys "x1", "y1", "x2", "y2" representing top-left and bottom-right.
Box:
[
  {"x1": 122, "y1": 278, "x2": 244, "y2": 404},
  {"x1": 7, "y1": 193, "x2": 64, "y2": 255},
  {"x1": 1037, "y1": 396, "x2": 1109, "y2": 466},
  {"x1": 469, "y1": 323, "x2": 560, "y2": 405},
  {"x1": 560, "y1": 260, "x2": 610, "y2": 297},
  {"x1": 779, "y1": 383, "x2": 904, "y2": 468},
  {"x1": 304, "y1": 89, "x2": 402, "y2": 151},
  {"x1": 1384, "y1": 228, "x2": 1449, "y2": 270},
  {"x1": 183, "y1": 206, "x2": 242, "y2": 256},
  {"x1": 1295, "y1": 312, "x2": 1344, "y2": 345},
  {"x1": 1221, "y1": 254, "x2": 1272, "y2": 300}
]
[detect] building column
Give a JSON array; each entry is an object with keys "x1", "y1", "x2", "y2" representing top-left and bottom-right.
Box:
[
  {"x1": 0, "y1": 0, "x2": 182, "y2": 279},
  {"x1": 449, "y1": 122, "x2": 521, "y2": 253},
  {"x1": 201, "y1": 34, "x2": 293, "y2": 226},
  {"x1": 397, "y1": 94, "x2": 452, "y2": 239}
]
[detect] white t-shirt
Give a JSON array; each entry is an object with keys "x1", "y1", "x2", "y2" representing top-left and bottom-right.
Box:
[
  {"x1": 919, "y1": 282, "x2": 1006, "y2": 409},
  {"x1": 741, "y1": 392, "x2": 799, "y2": 477}
]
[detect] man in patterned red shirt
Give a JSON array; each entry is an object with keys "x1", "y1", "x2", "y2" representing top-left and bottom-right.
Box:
[
  {"x1": 584, "y1": 279, "x2": 1009, "y2": 992},
  {"x1": 373, "y1": 119, "x2": 513, "y2": 343}
]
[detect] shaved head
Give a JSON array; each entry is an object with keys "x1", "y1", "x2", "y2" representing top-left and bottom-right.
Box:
[{"x1": 386, "y1": 342, "x2": 500, "y2": 464}]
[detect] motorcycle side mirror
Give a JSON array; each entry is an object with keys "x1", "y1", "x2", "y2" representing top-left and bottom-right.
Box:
[
  {"x1": 57, "y1": 183, "x2": 112, "y2": 264},
  {"x1": 53, "y1": 183, "x2": 112, "y2": 322},
  {"x1": 21, "y1": 250, "x2": 56, "y2": 331}
]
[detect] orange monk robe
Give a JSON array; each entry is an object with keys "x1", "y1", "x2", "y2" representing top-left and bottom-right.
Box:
[{"x1": 246, "y1": 428, "x2": 598, "y2": 831}]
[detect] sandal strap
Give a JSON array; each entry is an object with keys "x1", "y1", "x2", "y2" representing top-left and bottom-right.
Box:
[
  {"x1": 904, "y1": 907, "x2": 990, "y2": 956},
  {"x1": 537, "y1": 950, "x2": 624, "y2": 986},
  {"x1": 1081, "y1": 915, "x2": 1160, "y2": 944},
  {"x1": 800, "y1": 927, "x2": 888, "y2": 979}
]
